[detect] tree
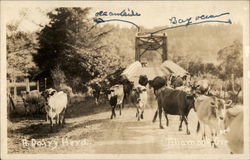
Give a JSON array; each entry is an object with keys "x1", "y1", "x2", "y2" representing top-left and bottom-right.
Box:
[
  {"x1": 205, "y1": 63, "x2": 218, "y2": 75},
  {"x1": 33, "y1": 8, "x2": 121, "y2": 91},
  {"x1": 7, "y1": 23, "x2": 38, "y2": 79},
  {"x1": 217, "y1": 40, "x2": 243, "y2": 80}
]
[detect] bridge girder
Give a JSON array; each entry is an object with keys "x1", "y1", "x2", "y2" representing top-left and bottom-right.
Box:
[{"x1": 135, "y1": 33, "x2": 168, "y2": 62}]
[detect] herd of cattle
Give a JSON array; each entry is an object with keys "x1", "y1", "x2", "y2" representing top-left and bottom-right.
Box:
[{"x1": 20, "y1": 70, "x2": 243, "y2": 154}]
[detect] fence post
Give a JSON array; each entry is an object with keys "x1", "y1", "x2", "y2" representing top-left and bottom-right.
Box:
[
  {"x1": 45, "y1": 78, "x2": 47, "y2": 90},
  {"x1": 7, "y1": 79, "x2": 10, "y2": 95},
  {"x1": 25, "y1": 73, "x2": 30, "y2": 92},
  {"x1": 13, "y1": 73, "x2": 17, "y2": 101},
  {"x1": 37, "y1": 80, "x2": 39, "y2": 91}
]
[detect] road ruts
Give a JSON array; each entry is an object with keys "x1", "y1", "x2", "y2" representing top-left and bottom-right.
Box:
[
  {"x1": 8, "y1": 67, "x2": 231, "y2": 154},
  {"x1": 89, "y1": 67, "x2": 230, "y2": 154}
]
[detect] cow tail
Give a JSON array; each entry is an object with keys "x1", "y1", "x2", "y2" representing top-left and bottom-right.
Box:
[{"x1": 196, "y1": 121, "x2": 200, "y2": 133}]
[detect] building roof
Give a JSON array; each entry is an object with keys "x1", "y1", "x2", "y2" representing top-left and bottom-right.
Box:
[{"x1": 161, "y1": 60, "x2": 188, "y2": 77}]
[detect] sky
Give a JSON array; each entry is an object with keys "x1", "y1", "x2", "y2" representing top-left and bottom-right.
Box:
[{"x1": 1, "y1": 1, "x2": 249, "y2": 32}]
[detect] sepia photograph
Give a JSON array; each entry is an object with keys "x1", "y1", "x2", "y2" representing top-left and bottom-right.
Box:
[{"x1": 0, "y1": 1, "x2": 249, "y2": 159}]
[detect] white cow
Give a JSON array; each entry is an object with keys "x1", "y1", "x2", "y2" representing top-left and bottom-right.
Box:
[
  {"x1": 42, "y1": 89, "x2": 68, "y2": 130},
  {"x1": 107, "y1": 84, "x2": 124, "y2": 119},
  {"x1": 131, "y1": 85, "x2": 148, "y2": 121},
  {"x1": 195, "y1": 95, "x2": 232, "y2": 148},
  {"x1": 223, "y1": 105, "x2": 243, "y2": 154}
]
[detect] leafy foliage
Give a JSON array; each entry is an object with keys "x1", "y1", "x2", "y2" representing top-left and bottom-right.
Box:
[
  {"x1": 7, "y1": 23, "x2": 38, "y2": 78},
  {"x1": 33, "y1": 8, "x2": 121, "y2": 91},
  {"x1": 217, "y1": 40, "x2": 243, "y2": 80},
  {"x1": 7, "y1": 7, "x2": 243, "y2": 93}
]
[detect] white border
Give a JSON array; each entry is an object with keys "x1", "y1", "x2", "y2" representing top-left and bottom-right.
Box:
[{"x1": 1, "y1": 1, "x2": 249, "y2": 159}]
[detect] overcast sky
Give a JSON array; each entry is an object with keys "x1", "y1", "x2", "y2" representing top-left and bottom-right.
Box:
[{"x1": 2, "y1": 1, "x2": 249, "y2": 32}]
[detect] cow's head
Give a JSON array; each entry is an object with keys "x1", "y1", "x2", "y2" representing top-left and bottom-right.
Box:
[
  {"x1": 186, "y1": 93, "x2": 196, "y2": 111},
  {"x1": 106, "y1": 89, "x2": 114, "y2": 101},
  {"x1": 223, "y1": 103, "x2": 241, "y2": 130},
  {"x1": 210, "y1": 98, "x2": 232, "y2": 120},
  {"x1": 132, "y1": 86, "x2": 147, "y2": 104},
  {"x1": 189, "y1": 84, "x2": 201, "y2": 97},
  {"x1": 148, "y1": 80, "x2": 153, "y2": 89},
  {"x1": 106, "y1": 85, "x2": 121, "y2": 100},
  {"x1": 139, "y1": 75, "x2": 149, "y2": 86},
  {"x1": 41, "y1": 88, "x2": 57, "y2": 100},
  {"x1": 217, "y1": 99, "x2": 233, "y2": 120}
]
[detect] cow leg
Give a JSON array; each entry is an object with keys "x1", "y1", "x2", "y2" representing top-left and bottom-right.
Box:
[
  {"x1": 49, "y1": 117, "x2": 53, "y2": 132},
  {"x1": 137, "y1": 108, "x2": 141, "y2": 121},
  {"x1": 159, "y1": 107, "x2": 164, "y2": 129},
  {"x1": 111, "y1": 106, "x2": 115, "y2": 119},
  {"x1": 114, "y1": 106, "x2": 116, "y2": 118},
  {"x1": 55, "y1": 114, "x2": 59, "y2": 125},
  {"x1": 122, "y1": 97, "x2": 125, "y2": 108},
  {"x1": 141, "y1": 110, "x2": 144, "y2": 119},
  {"x1": 210, "y1": 128, "x2": 218, "y2": 148},
  {"x1": 201, "y1": 124, "x2": 206, "y2": 142},
  {"x1": 136, "y1": 107, "x2": 139, "y2": 117},
  {"x1": 141, "y1": 105, "x2": 144, "y2": 119},
  {"x1": 119, "y1": 104, "x2": 122, "y2": 116},
  {"x1": 62, "y1": 107, "x2": 67, "y2": 125},
  {"x1": 95, "y1": 97, "x2": 98, "y2": 105},
  {"x1": 152, "y1": 109, "x2": 158, "y2": 123},
  {"x1": 60, "y1": 108, "x2": 66, "y2": 126},
  {"x1": 110, "y1": 108, "x2": 113, "y2": 119},
  {"x1": 164, "y1": 112, "x2": 169, "y2": 126},
  {"x1": 183, "y1": 116, "x2": 190, "y2": 135},
  {"x1": 179, "y1": 116, "x2": 183, "y2": 131}
]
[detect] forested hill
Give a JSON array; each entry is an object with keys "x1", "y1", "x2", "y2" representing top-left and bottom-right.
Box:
[
  {"x1": 7, "y1": 7, "x2": 242, "y2": 92},
  {"x1": 104, "y1": 23, "x2": 242, "y2": 64}
]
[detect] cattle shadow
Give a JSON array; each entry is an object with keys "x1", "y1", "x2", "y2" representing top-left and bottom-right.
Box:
[
  {"x1": 12, "y1": 118, "x2": 110, "y2": 139},
  {"x1": 9, "y1": 97, "x2": 110, "y2": 123},
  {"x1": 65, "y1": 97, "x2": 111, "y2": 119}
]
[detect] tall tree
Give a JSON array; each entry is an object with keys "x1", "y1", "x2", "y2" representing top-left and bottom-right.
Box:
[
  {"x1": 33, "y1": 8, "x2": 120, "y2": 90},
  {"x1": 7, "y1": 23, "x2": 37, "y2": 79},
  {"x1": 217, "y1": 40, "x2": 243, "y2": 80}
]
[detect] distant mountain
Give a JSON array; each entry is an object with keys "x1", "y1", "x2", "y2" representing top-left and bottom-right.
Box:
[{"x1": 103, "y1": 23, "x2": 242, "y2": 65}]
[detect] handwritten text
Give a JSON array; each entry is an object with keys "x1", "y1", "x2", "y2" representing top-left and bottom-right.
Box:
[{"x1": 95, "y1": 8, "x2": 141, "y2": 17}]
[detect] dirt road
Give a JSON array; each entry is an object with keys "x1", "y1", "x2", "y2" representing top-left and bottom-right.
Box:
[
  {"x1": 8, "y1": 96, "x2": 230, "y2": 154},
  {"x1": 7, "y1": 66, "x2": 231, "y2": 154}
]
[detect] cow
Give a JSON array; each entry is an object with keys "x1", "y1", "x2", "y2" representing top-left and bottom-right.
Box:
[
  {"x1": 90, "y1": 82, "x2": 102, "y2": 105},
  {"x1": 195, "y1": 95, "x2": 232, "y2": 148},
  {"x1": 168, "y1": 74, "x2": 184, "y2": 88},
  {"x1": 153, "y1": 87, "x2": 196, "y2": 135},
  {"x1": 42, "y1": 89, "x2": 68, "y2": 130},
  {"x1": 195, "y1": 79, "x2": 211, "y2": 95},
  {"x1": 120, "y1": 75, "x2": 134, "y2": 105},
  {"x1": 107, "y1": 84, "x2": 124, "y2": 119},
  {"x1": 148, "y1": 76, "x2": 167, "y2": 94},
  {"x1": 58, "y1": 84, "x2": 72, "y2": 104},
  {"x1": 138, "y1": 75, "x2": 148, "y2": 87},
  {"x1": 131, "y1": 85, "x2": 148, "y2": 121},
  {"x1": 41, "y1": 88, "x2": 57, "y2": 100},
  {"x1": 223, "y1": 105, "x2": 243, "y2": 154},
  {"x1": 21, "y1": 90, "x2": 45, "y2": 117}
]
